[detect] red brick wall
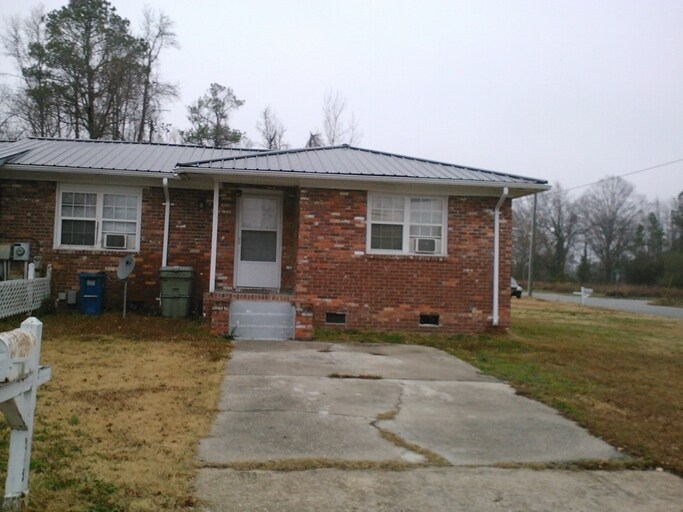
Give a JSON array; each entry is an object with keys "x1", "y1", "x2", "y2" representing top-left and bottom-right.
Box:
[
  {"x1": 0, "y1": 180, "x2": 230, "y2": 313},
  {"x1": 1, "y1": 179, "x2": 511, "y2": 334},
  {"x1": 0, "y1": 180, "x2": 302, "y2": 312},
  {"x1": 295, "y1": 188, "x2": 511, "y2": 335},
  {"x1": 0, "y1": 179, "x2": 169, "y2": 311},
  {"x1": 280, "y1": 188, "x2": 299, "y2": 292}
]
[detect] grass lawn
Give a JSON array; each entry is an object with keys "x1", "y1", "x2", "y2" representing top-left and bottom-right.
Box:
[
  {"x1": 0, "y1": 312, "x2": 230, "y2": 512},
  {"x1": 1, "y1": 299, "x2": 681, "y2": 510},
  {"x1": 317, "y1": 298, "x2": 683, "y2": 475}
]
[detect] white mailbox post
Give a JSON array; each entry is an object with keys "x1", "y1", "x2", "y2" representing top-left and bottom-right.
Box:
[
  {"x1": 573, "y1": 287, "x2": 594, "y2": 305},
  {"x1": 0, "y1": 318, "x2": 51, "y2": 511}
]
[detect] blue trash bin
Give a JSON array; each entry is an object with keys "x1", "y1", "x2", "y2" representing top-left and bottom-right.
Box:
[{"x1": 79, "y1": 272, "x2": 106, "y2": 315}]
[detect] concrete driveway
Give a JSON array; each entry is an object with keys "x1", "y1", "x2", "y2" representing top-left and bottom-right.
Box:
[{"x1": 195, "y1": 340, "x2": 683, "y2": 511}]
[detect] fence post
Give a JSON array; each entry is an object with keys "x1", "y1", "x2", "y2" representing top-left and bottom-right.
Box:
[{"x1": 27, "y1": 264, "x2": 35, "y2": 315}]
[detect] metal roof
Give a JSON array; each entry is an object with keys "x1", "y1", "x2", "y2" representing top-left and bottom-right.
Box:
[
  {"x1": 0, "y1": 138, "x2": 548, "y2": 190},
  {"x1": 179, "y1": 144, "x2": 548, "y2": 186},
  {"x1": 0, "y1": 138, "x2": 259, "y2": 175}
]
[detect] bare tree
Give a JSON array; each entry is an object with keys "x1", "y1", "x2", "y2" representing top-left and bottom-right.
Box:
[
  {"x1": 321, "y1": 90, "x2": 360, "y2": 145},
  {"x1": 2, "y1": 7, "x2": 65, "y2": 138},
  {"x1": 672, "y1": 191, "x2": 683, "y2": 252},
  {"x1": 257, "y1": 106, "x2": 287, "y2": 149},
  {"x1": 0, "y1": 85, "x2": 25, "y2": 139},
  {"x1": 511, "y1": 196, "x2": 534, "y2": 281},
  {"x1": 536, "y1": 184, "x2": 579, "y2": 280},
  {"x1": 137, "y1": 7, "x2": 179, "y2": 142},
  {"x1": 579, "y1": 177, "x2": 641, "y2": 282}
]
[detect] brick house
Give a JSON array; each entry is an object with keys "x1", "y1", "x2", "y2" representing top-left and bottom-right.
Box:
[{"x1": 0, "y1": 138, "x2": 548, "y2": 339}]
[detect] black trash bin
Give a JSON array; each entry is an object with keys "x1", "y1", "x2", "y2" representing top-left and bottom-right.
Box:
[{"x1": 79, "y1": 272, "x2": 105, "y2": 315}]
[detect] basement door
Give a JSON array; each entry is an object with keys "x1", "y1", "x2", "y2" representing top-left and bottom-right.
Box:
[{"x1": 235, "y1": 193, "x2": 282, "y2": 289}]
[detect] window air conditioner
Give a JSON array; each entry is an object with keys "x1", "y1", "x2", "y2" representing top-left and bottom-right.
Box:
[
  {"x1": 414, "y1": 238, "x2": 437, "y2": 254},
  {"x1": 104, "y1": 234, "x2": 127, "y2": 249}
]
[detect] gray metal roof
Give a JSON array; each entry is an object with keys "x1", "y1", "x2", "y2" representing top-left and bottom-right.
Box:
[
  {"x1": 0, "y1": 138, "x2": 548, "y2": 189},
  {"x1": 179, "y1": 144, "x2": 548, "y2": 186},
  {"x1": 0, "y1": 138, "x2": 259, "y2": 175}
]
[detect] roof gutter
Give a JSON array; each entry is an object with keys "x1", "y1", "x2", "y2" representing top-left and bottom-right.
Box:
[
  {"x1": 492, "y1": 187, "x2": 509, "y2": 327},
  {"x1": 162, "y1": 178, "x2": 171, "y2": 267},
  {"x1": 3, "y1": 163, "x2": 177, "y2": 179}
]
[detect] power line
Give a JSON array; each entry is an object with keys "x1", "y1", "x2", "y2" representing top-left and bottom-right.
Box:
[{"x1": 566, "y1": 157, "x2": 683, "y2": 192}]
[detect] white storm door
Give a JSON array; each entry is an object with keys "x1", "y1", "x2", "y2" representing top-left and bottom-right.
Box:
[{"x1": 235, "y1": 194, "x2": 282, "y2": 289}]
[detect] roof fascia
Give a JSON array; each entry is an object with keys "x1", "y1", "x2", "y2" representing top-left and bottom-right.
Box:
[
  {"x1": 175, "y1": 168, "x2": 550, "y2": 197},
  {"x1": 176, "y1": 167, "x2": 549, "y2": 189}
]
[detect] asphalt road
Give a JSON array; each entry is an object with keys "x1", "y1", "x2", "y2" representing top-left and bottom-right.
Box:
[{"x1": 532, "y1": 292, "x2": 683, "y2": 319}]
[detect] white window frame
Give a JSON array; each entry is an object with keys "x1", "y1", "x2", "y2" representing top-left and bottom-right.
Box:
[
  {"x1": 366, "y1": 193, "x2": 448, "y2": 256},
  {"x1": 54, "y1": 183, "x2": 142, "y2": 252}
]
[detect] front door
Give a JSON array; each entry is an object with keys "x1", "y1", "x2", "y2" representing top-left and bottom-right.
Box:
[{"x1": 235, "y1": 193, "x2": 282, "y2": 289}]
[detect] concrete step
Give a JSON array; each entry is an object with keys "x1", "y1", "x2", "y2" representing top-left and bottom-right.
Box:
[{"x1": 229, "y1": 300, "x2": 295, "y2": 340}]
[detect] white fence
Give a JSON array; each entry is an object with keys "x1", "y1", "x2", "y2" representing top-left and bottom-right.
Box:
[{"x1": 0, "y1": 266, "x2": 52, "y2": 320}]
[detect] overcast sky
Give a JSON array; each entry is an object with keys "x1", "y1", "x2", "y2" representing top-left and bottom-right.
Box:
[{"x1": 1, "y1": 0, "x2": 682, "y2": 202}]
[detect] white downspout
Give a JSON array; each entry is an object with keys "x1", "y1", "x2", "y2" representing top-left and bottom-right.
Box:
[
  {"x1": 492, "y1": 187, "x2": 509, "y2": 326},
  {"x1": 209, "y1": 180, "x2": 220, "y2": 293},
  {"x1": 162, "y1": 178, "x2": 170, "y2": 267}
]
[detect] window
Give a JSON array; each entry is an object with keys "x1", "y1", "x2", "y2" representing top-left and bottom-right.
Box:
[
  {"x1": 368, "y1": 194, "x2": 446, "y2": 255},
  {"x1": 55, "y1": 185, "x2": 141, "y2": 251}
]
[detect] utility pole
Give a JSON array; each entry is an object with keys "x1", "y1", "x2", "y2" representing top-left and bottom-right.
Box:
[{"x1": 527, "y1": 194, "x2": 537, "y2": 297}]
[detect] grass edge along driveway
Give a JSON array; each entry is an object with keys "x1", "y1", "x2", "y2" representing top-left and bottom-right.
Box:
[
  {"x1": 0, "y1": 297, "x2": 681, "y2": 511},
  {"x1": 316, "y1": 298, "x2": 683, "y2": 476}
]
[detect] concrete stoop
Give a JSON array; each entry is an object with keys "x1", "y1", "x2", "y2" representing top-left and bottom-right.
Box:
[{"x1": 228, "y1": 300, "x2": 295, "y2": 340}]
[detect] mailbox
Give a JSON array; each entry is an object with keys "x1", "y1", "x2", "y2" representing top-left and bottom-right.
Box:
[
  {"x1": 0, "y1": 329, "x2": 37, "y2": 383},
  {"x1": 0, "y1": 317, "x2": 51, "y2": 511}
]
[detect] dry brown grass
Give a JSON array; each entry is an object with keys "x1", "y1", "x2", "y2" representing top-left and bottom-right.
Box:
[{"x1": 0, "y1": 312, "x2": 230, "y2": 512}]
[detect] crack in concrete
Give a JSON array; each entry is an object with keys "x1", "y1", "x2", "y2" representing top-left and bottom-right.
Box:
[
  {"x1": 370, "y1": 382, "x2": 450, "y2": 467},
  {"x1": 199, "y1": 458, "x2": 648, "y2": 473},
  {"x1": 219, "y1": 408, "x2": 376, "y2": 420},
  {"x1": 198, "y1": 459, "x2": 430, "y2": 472}
]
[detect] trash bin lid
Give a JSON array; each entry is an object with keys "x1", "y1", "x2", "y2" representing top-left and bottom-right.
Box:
[{"x1": 79, "y1": 272, "x2": 106, "y2": 278}]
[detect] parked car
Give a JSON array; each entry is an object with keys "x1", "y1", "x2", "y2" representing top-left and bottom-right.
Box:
[{"x1": 511, "y1": 277, "x2": 523, "y2": 299}]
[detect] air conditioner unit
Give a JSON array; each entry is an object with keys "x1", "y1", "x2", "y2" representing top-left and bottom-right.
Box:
[
  {"x1": 104, "y1": 234, "x2": 127, "y2": 249},
  {"x1": 414, "y1": 238, "x2": 437, "y2": 254}
]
